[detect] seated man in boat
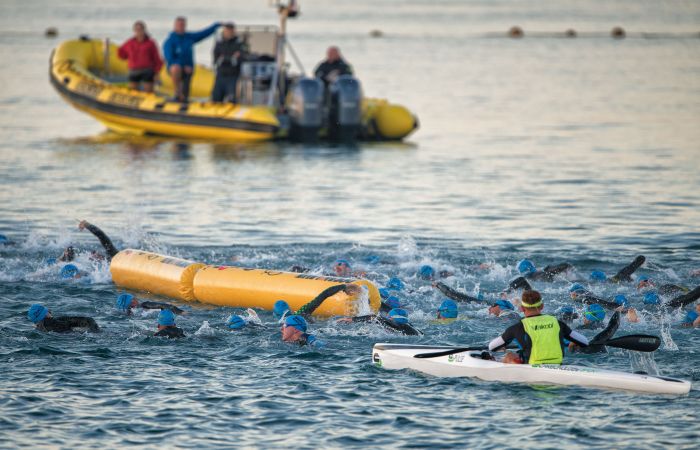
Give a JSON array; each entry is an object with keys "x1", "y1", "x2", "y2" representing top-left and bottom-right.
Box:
[
  {"x1": 163, "y1": 17, "x2": 221, "y2": 102},
  {"x1": 27, "y1": 304, "x2": 100, "y2": 333},
  {"x1": 115, "y1": 293, "x2": 185, "y2": 316},
  {"x1": 154, "y1": 310, "x2": 185, "y2": 339},
  {"x1": 212, "y1": 22, "x2": 247, "y2": 103},
  {"x1": 314, "y1": 46, "x2": 353, "y2": 86},
  {"x1": 281, "y1": 315, "x2": 324, "y2": 348},
  {"x1": 488, "y1": 290, "x2": 589, "y2": 365},
  {"x1": 117, "y1": 20, "x2": 163, "y2": 93}
]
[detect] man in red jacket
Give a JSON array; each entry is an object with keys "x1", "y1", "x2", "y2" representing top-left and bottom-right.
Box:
[{"x1": 118, "y1": 21, "x2": 163, "y2": 92}]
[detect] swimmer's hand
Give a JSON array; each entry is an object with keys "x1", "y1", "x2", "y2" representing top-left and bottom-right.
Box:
[
  {"x1": 343, "y1": 284, "x2": 362, "y2": 296},
  {"x1": 335, "y1": 318, "x2": 353, "y2": 324},
  {"x1": 78, "y1": 220, "x2": 89, "y2": 231}
]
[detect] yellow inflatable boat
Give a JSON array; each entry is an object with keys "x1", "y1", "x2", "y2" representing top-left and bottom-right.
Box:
[
  {"x1": 50, "y1": 18, "x2": 418, "y2": 143},
  {"x1": 110, "y1": 249, "x2": 380, "y2": 316}
]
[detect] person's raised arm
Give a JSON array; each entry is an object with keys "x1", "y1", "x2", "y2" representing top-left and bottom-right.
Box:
[
  {"x1": 434, "y1": 282, "x2": 482, "y2": 303},
  {"x1": 665, "y1": 285, "x2": 700, "y2": 309},
  {"x1": 610, "y1": 255, "x2": 645, "y2": 283},
  {"x1": 296, "y1": 284, "x2": 355, "y2": 318},
  {"x1": 190, "y1": 23, "x2": 221, "y2": 43},
  {"x1": 79, "y1": 220, "x2": 118, "y2": 258},
  {"x1": 571, "y1": 292, "x2": 620, "y2": 310}
]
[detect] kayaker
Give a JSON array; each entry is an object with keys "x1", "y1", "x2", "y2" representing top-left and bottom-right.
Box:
[
  {"x1": 272, "y1": 283, "x2": 363, "y2": 321},
  {"x1": 516, "y1": 259, "x2": 573, "y2": 282},
  {"x1": 27, "y1": 304, "x2": 100, "y2": 333},
  {"x1": 336, "y1": 308, "x2": 423, "y2": 336},
  {"x1": 115, "y1": 293, "x2": 184, "y2": 316},
  {"x1": 281, "y1": 315, "x2": 324, "y2": 348},
  {"x1": 163, "y1": 17, "x2": 220, "y2": 102},
  {"x1": 117, "y1": 21, "x2": 163, "y2": 93},
  {"x1": 314, "y1": 46, "x2": 353, "y2": 86},
  {"x1": 58, "y1": 220, "x2": 118, "y2": 263},
  {"x1": 154, "y1": 309, "x2": 185, "y2": 338},
  {"x1": 212, "y1": 22, "x2": 247, "y2": 103},
  {"x1": 488, "y1": 290, "x2": 589, "y2": 365}
]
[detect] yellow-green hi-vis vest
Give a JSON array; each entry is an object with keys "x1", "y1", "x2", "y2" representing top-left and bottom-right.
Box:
[{"x1": 522, "y1": 315, "x2": 563, "y2": 365}]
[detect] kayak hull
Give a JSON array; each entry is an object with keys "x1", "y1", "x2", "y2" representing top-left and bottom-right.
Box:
[{"x1": 372, "y1": 344, "x2": 691, "y2": 395}]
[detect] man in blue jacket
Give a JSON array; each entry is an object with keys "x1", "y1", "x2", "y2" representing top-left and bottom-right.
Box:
[{"x1": 163, "y1": 17, "x2": 220, "y2": 102}]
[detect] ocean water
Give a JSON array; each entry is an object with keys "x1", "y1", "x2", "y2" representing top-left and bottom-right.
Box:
[{"x1": 1, "y1": 0, "x2": 699, "y2": 448}]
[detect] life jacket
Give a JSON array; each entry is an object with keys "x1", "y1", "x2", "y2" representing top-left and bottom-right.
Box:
[{"x1": 521, "y1": 315, "x2": 562, "y2": 364}]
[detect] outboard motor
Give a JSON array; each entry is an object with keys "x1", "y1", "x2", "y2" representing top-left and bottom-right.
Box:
[
  {"x1": 328, "y1": 75, "x2": 362, "y2": 142},
  {"x1": 287, "y1": 77, "x2": 324, "y2": 142}
]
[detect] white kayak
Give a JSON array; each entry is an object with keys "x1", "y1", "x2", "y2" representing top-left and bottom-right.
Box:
[{"x1": 372, "y1": 344, "x2": 691, "y2": 395}]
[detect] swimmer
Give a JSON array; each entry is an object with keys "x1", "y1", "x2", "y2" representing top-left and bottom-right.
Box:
[
  {"x1": 636, "y1": 275, "x2": 689, "y2": 296},
  {"x1": 489, "y1": 299, "x2": 519, "y2": 319},
  {"x1": 332, "y1": 259, "x2": 365, "y2": 278},
  {"x1": 59, "y1": 263, "x2": 83, "y2": 279},
  {"x1": 226, "y1": 311, "x2": 265, "y2": 331},
  {"x1": 273, "y1": 284, "x2": 363, "y2": 321},
  {"x1": 680, "y1": 305, "x2": 700, "y2": 328},
  {"x1": 612, "y1": 294, "x2": 639, "y2": 323},
  {"x1": 433, "y1": 281, "x2": 484, "y2": 304},
  {"x1": 379, "y1": 295, "x2": 402, "y2": 314},
  {"x1": 336, "y1": 308, "x2": 423, "y2": 336},
  {"x1": 557, "y1": 306, "x2": 579, "y2": 324},
  {"x1": 154, "y1": 309, "x2": 185, "y2": 338},
  {"x1": 281, "y1": 315, "x2": 324, "y2": 348},
  {"x1": 506, "y1": 276, "x2": 533, "y2": 292},
  {"x1": 436, "y1": 299, "x2": 458, "y2": 322},
  {"x1": 568, "y1": 283, "x2": 620, "y2": 310},
  {"x1": 579, "y1": 304, "x2": 606, "y2": 330},
  {"x1": 516, "y1": 259, "x2": 573, "y2": 282},
  {"x1": 608, "y1": 255, "x2": 646, "y2": 283},
  {"x1": 418, "y1": 265, "x2": 453, "y2": 281},
  {"x1": 27, "y1": 304, "x2": 99, "y2": 333},
  {"x1": 58, "y1": 220, "x2": 119, "y2": 262},
  {"x1": 116, "y1": 293, "x2": 184, "y2": 315}
]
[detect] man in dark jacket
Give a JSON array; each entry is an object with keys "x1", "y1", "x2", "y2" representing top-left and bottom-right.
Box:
[
  {"x1": 212, "y1": 23, "x2": 247, "y2": 103},
  {"x1": 314, "y1": 46, "x2": 353, "y2": 86}
]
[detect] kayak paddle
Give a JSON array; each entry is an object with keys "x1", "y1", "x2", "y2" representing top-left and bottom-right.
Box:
[{"x1": 601, "y1": 334, "x2": 660, "y2": 352}]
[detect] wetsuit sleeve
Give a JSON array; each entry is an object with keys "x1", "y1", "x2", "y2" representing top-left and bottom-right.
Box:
[
  {"x1": 610, "y1": 255, "x2": 645, "y2": 282},
  {"x1": 48, "y1": 317, "x2": 100, "y2": 332},
  {"x1": 489, "y1": 322, "x2": 523, "y2": 351},
  {"x1": 571, "y1": 292, "x2": 620, "y2": 310},
  {"x1": 508, "y1": 276, "x2": 532, "y2": 291},
  {"x1": 140, "y1": 301, "x2": 185, "y2": 315},
  {"x1": 350, "y1": 315, "x2": 376, "y2": 323},
  {"x1": 375, "y1": 316, "x2": 422, "y2": 336},
  {"x1": 665, "y1": 285, "x2": 700, "y2": 309},
  {"x1": 190, "y1": 23, "x2": 220, "y2": 43},
  {"x1": 542, "y1": 263, "x2": 572, "y2": 276},
  {"x1": 434, "y1": 282, "x2": 482, "y2": 303},
  {"x1": 296, "y1": 285, "x2": 346, "y2": 318},
  {"x1": 559, "y1": 321, "x2": 588, "y2": 347},
  {"x1": 84, "y1": 223, "x2": 118, "y2": 258}
]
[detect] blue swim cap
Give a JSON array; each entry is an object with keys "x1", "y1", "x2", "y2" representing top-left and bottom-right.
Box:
[
  {"x1": 584, "y1": 304, "x2": 606, "y2": 322},
  {"x1": 158, "y1": 309, "x2": 176, "y2": 327},
  {"x1": 273, "y1": 300, "x2": 291, "y2": 319},
  {"x1": 335, "y1": 259, "x2": 351, "y2": 268},
  {"x1": 27, "y1": 304, "x2": 49, "y2": 323},
  {"x1": 517, "y1": 259, "x2": 536, "y2": 275},
  {"x1": 0, "y1": 234, "x2": 8, "y2": 244},
  {"x1": 569, "y1": 283, "x2": 586, "y2": 294},
  {"x1": 637, "y1": 275, "x2": 649, "y2": 282},
  {"x1": 60, "y1": 264, "x2": 79, "y2": 279},
  {"x1": 643, "y1": 292, "x2": 660, "y2": 305},
  {"x1": 438, "y1": 299, "x2": 458, "y2": 319},
  {"x1": 388, "y1": 308, "x2": 409, "y2": 325},
  {"x1": 227, "y1": 315, "x2": 247, "y2": 330},
  {"x1": 419, "y1": 265, "x2": 435, "y2": 280},
  {"x1": 366, "y1": 255, "x2": 380, "y2": 264},
  {"x1": 384, "y1": 295, "x2": 402, "y2": 309},
  {"x1": 45, "y1": 257, "x2": 57, "y2": 265},
  {"x1": 378, "y1": 288, "x2": 390, "y2": 299},
  {"x1": 495, "y1": 299, "x2": 515, "y2": 311},
  {"x1": 284, "y1": 314, "x2": 308, "y2": 332},
  {"x1": 386, "y1": 277, "x2": 404, "y2": 291},
  {"x1": 590, "y1": 270, "x2": 607, "y2": 281},
  {"x1": 613, "y1": 294, "x2": 629, "y2": 307},
  {"x1": 684, "y1": 310, "x2": 699, "y2": 324},
  {"x1": 559, "y1": 306, "x2": 575, "y2": 315},
  {"x1": 116, "y1": 293, "x2": 134, "y2": 311}
]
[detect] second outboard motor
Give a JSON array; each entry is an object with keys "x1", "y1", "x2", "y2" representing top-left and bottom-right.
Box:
[
  {"x1": 287, "y1": 77, "x2": 324, "y2": 142},
  {"x1": 328, "y1": 75, "x2": 362, "y2": 142}
]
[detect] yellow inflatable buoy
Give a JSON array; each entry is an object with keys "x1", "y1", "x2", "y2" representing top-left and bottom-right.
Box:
[
  {"x1": 373, "y1": 103, "x2": 417, "y2": 140},
  {"x1": 110, "y1": 250, "x2": 204, "y2": 301},
  {"x1": 192, "y1": 265, "x2": 380, "y2": 316}
]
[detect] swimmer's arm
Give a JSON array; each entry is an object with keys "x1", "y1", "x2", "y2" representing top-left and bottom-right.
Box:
[
  {"x1": 572, "y1": 292, "x2": 619, "y2": 310},
  {"x1": 140, "y1": 301, "x2": 185, "y2": 315},
  {"x1": 434, "y1": 282, "x2": 481, "y2": 303},
  {"x1": 542, "y1": 262, "x2": 572, "y2": 276},
  {"x1": 349, "y1": 315, "x2": 375, "y2": 323},
  {"x1": 508, "y1": 276, "x2": 532, "y2": 292},
  {"x1": 665, "y1": 285, "x2": 700, "y2": 309},
  {"x1": 610, "y1": 255, "x2": 645, "y2": 283},
  {"x1": 80, "y1": 221, "x2": 118, "y2": 259},
  {"x1": 296, "y1": 284, "x2": 347, "y2": 318},
  {"x1": 64, "y1": 316, "x2": 100, "y2": 332}
]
